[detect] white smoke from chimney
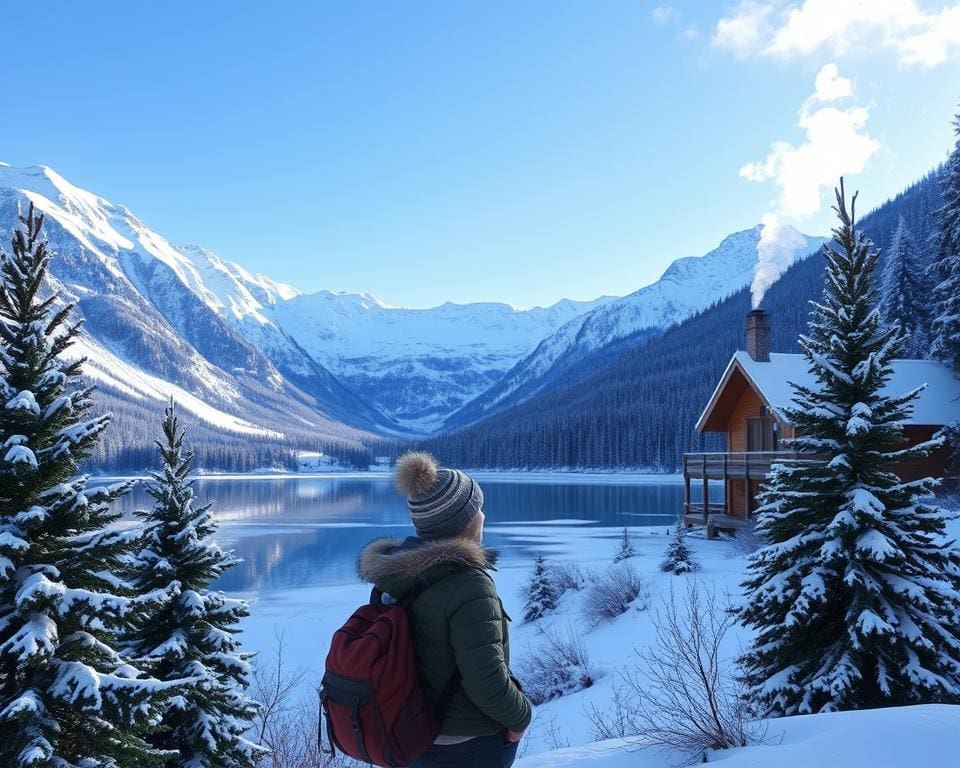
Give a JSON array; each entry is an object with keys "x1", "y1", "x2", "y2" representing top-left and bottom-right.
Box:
[
  {"x1": 740, "y1": 63, "x2": 880, "y2": 306},
  {"x1": 752, "y1": 213, "x2": 807, "y2": 308}
]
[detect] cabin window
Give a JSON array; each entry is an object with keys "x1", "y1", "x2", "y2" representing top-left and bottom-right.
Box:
[{"x1": 747, "y1": 418, "x2": 778, "y2": 452}]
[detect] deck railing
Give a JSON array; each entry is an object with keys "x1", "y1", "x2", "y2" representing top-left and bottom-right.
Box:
[
  {"x1": 680, "y1": 451, "x2": 823, "y2": 534},
  {"x1": 682, "y1": 450, "x2": 816, "y2": 480}
]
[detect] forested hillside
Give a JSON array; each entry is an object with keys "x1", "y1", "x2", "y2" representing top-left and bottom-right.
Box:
[
  {"x1": 420, "y1": 170, "x2": 944, "y2": 471},
  {"x1": 86, "y1": 389, "x2": 394, "y2": 473}
]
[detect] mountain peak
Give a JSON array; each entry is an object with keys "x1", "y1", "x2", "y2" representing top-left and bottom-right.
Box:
[{"x1": 0, "y1": 163, "x2": 118, "y2": 223}]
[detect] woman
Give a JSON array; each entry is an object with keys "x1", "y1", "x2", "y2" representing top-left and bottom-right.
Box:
[{"x1": 357, "y1": 452, "x2": 532, "y2": 768}]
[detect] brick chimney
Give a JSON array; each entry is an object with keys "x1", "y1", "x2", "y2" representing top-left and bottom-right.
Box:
[{"x1": 746, "y1": 309, "x2": 770, "y2": 362}]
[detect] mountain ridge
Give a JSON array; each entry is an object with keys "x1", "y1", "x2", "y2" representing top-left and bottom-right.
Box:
[{"x1": 444, "y1": 225, "x2": 825, "y2": 431}]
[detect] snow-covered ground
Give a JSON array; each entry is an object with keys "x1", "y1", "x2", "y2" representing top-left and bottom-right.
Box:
[
  {"x1": 233, "y1": 521, "x2": 741, "y2": 759},
  {"x1": 516, "y1": 705, "x2": 960, "y2": 766},
  {"x1": 229, "y1": 504, "x2": 960, "y2": 767}
]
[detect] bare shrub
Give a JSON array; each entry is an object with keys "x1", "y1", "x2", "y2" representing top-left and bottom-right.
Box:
[
  {"x1": 585, "y1": 582, "x2": 758, "y2": 765},
  {"x1": 539, "y1": 714, "x2": 572, "y2": 751},
  {"x1": 581, "y1": 563, "x2": 649, "y2": 626},
  {"x1": 583, "y1": 682, "x2": 641, "y2": 741},
  {"x1": 253, "y1": 632, "x2": 350, "y2": 768},
  {"x1": 551, "y1": 560, "x2": 586, "y2": 593},
  {"x1": 515, "y1": 624, "x2": 594, "y2": 705}
]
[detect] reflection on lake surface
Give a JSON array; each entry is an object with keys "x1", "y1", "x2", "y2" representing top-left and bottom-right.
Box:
[{"x1": 104, "y1": 475, "x2": 717, "y2": 596}]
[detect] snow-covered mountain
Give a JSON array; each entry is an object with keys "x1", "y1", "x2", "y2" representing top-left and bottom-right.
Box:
[
  {"x1": 269, "y1": 293, "x2": 612, "y2": 433},
  {"x1": 445, "y1": 226, "x2": 825, "y2": 430},
  {"x1": 0, "y1": 163, "x2": 825, "y2": 449},
  {"x1": 0, "y1": 163, "x2": 395, "y2": 446},
  {"x1": 0, "y1": 163, "x2": 609, "y2": 441}
]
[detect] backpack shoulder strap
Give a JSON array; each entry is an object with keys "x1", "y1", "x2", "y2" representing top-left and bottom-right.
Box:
[
  {"x1": 396, "y1": 569, "x2": 465, "y2": 609},
  {"x1": 396, "y1": 581, "x2": 431, "y2": 609}
]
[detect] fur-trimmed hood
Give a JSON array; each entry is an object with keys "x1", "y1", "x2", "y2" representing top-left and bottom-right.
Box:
[{"x1": 357, "y1": 536, "x2": 498, "y2": 589}]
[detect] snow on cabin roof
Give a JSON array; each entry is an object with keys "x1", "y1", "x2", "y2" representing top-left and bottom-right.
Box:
[{"x1": 696, "y1": 351, "x2": 960, "y2": 431}]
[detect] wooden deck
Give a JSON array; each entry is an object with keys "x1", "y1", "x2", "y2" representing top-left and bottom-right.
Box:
[{"x1": 681, "y1": 451, "x2": 820, "y2": 538}]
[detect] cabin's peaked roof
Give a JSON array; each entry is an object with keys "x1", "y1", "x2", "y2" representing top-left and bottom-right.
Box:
[{"x1": 696, "y1": 351, "x2": 960, "y2": 432}]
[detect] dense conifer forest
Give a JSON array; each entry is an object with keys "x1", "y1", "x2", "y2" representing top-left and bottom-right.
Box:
[{"x1": 419, "y1": 170, "x2": 945, "y2": 471}]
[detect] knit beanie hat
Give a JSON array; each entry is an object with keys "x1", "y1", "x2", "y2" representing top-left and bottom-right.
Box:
[{"x1": 394, "y1": 452, "x2": 484, "y2": 540}]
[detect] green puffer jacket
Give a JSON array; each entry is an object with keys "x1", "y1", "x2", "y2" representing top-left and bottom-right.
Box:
[{"x1": 357, "y1": 535, "x2": 532, "y2": 737}]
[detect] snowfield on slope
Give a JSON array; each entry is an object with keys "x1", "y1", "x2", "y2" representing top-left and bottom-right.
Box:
[{"x1": 69, "y1": 336, "x2": 283, "y2": 438}]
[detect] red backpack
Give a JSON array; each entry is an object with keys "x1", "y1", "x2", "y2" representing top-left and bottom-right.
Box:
[{"x1": 320, "y1": 581, "x2": 461, "y2": 767}]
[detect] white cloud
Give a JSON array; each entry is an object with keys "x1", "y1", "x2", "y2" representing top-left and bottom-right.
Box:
[
  {"x1": 652, "y1": 4, "x2": 703, "y2": 42},
  {"x1": 714, "y1": 1, "x2": 776, "y2": 57},
  {"x1": 740, "y1": 64, "x2": 880, "y2": 220},
  {"x1": 652, "y1": 6, "x2": 677, "y2": 25},
  {"x1": 741, "y1": 64, "x2": 881, "y2": 305},
  {"x1": 811, "y1": 62, "x2": 852, "y2": 102},
  {"x1": 713, "y1": 0, "x2": 960, "y2": 67}
]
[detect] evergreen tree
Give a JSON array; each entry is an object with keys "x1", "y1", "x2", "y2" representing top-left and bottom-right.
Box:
[
  {"x1": 660, "y1": 526, "x2": 699, "y2": 574},
  {"x1": 738, "y1": 181, "x2": 960, "y2": 717},
  {"x1": 0, "y1": 203, "x2": 175, "y2": 766},
  {"x1": 931, "y1": 110, "x2": 960, "y2": 374},
  {"x1": 127, "y1": 402, "x2": 263, "y2": 767},
  {"x1": 522, "y1": 555, "x2": 558, "y2": 623},
  {"x1": 880, "y1": 215, "x2": 930, "y2": 359},
  {"x1": 931, "y1": 109, "x2": 960, "y2": 472},
  {"x1": 613, "y1": 527, "x2": 638, "y2": 563}
]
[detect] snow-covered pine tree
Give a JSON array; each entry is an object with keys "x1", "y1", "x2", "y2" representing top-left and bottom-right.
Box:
[
  {"x1": 931, "y1": 109, "x2": 960, "y2": 473},
  {"x1": 127, "y1": 402, "x2": 263, "y2": 767},
  {"x1": 660, "y1": 526, "x2": 699, "y2": 575},
  {"x1": 0, "y1": 203, "x2": 175, "y2": 766},
  {"x1": 613, "y1": 527, "x2": 637, "y2": 563},
  {"x1": 880, "y1": 215, "x2": 930, "y2": 359},
  {"x1": 738, "y1": 181, "x2": 960, "y2": 717},
  {"x1": 522, "y1": 554, "x2": 558, "y2": 623},
  {"x1": 931, "y1": 109, "x2": 960, "y2": 374}
]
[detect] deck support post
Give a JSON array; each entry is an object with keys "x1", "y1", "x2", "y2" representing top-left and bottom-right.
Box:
[
  {"x1": 723, "y1": 454, "x2": 729, "y2": 515},
  {"x1": 701, "y1": 455, "x2": 709, "y2": 525},
  {"x1": 683, "y1": 457, "x2": 691, "y2": 525},
  {"x1": 744, "y1": 454, "x2": 751, "y2": 519}
]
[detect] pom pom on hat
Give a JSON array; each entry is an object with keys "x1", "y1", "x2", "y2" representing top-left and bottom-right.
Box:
[{"x1": 395, "y1": 451, "x2": 439, "y2": 498}]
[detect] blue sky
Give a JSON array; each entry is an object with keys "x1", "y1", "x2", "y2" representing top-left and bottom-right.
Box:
[{"x1": 2, "y1": 1, "x2": 958, "y2": 308}]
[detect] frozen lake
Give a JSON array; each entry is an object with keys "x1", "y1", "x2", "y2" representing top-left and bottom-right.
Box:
[{"x1": 107, "y1": 472, "x2": 708, "y2": 595}]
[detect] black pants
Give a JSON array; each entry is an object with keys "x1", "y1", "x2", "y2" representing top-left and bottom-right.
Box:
[{"x1": 411, "y1": 732, "x2": 519, "y2": 768}]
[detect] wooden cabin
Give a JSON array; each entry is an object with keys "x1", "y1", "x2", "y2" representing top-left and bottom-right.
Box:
[{"x1": 683, "y1": 310, "x2": 960, "y2": 538}]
